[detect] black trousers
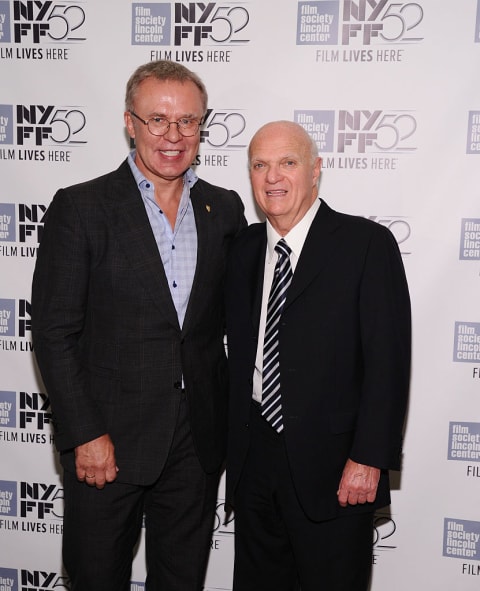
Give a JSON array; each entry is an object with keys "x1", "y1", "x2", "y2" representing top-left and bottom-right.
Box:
[
  {"x1": 62, "y1": 396, "x2": 220, "y2": 591},
  {"x1": 233, "y1": 402, "x2": 374, "y2": 591}
]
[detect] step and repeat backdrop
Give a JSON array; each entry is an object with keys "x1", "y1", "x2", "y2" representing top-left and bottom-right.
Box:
[{"x1": 1, "y1": 1, "x2": 480, "y2": 589}]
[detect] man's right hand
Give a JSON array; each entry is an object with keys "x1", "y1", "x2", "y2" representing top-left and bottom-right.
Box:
[{"x1": 75, "y1": 434, "x2": 118, "y2": 489}]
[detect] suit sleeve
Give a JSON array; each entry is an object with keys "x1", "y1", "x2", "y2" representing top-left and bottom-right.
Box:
[
  {"x1": 32, "y1": 189, "x2": 107, "y2": 452},
  {"x1": 350, "y1": 224, "x2": 411, "y2": 471},
  {"x1": 229, "y1": 189, "x2": 248, "y2": 235}
]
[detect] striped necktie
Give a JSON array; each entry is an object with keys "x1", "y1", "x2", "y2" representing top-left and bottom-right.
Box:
[{"x1": 261, "y1": 239, "x2": 293, "y2": 433}]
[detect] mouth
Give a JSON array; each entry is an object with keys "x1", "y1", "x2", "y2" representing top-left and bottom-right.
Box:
[
  {"x1": 266, "y1": 189, "x2": 287, "y2": 196},
  {"x1": 159, "y1": 150, "x2": 182, "y2": 157}
]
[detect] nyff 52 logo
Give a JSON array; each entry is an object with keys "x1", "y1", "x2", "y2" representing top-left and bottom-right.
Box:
[
  {"x1": 296, "y1": 109, "x2": 417, "y2": 154},
  {"x1": 0, "y1": 299, "x2": 31, "y2": 337},
  {"x1": 0, "y1": 568, "x2": 70, "y2": 591},
  {"x1": 174, "y1": 2, "x2": 249, "y2": 45},
  {"x1": 0, "y1": 105, "x2": 87, "y2": 147},
  {"x1": 20, "y1": 481, "x2": 63, "y2": 519},
  {"x1": 0, "y1": 203, "x2": 46, "y2": 243},
  {"x1": 0, "y1": 390, "x2": 52, "y2": 430},
  {"x1": 132, "y1": 2, "x2": 250, "y2": 46},
  {"x1": 19, "y1": 391, "x2": 52, "y2": 430},
  {"x1": 200, "y1": 108, "x2": 247, "y2": 149},
  {"x1": 341, "y1": 0, "x2": 423, "y2": 45},
  {"x1": 336, "y1": 109, "x2": 416, "y2": 152},
  {"x1": 296, "y1": 0, "x2": 423, "y2": 46},
  {"x1": 373, "y1": 511, "x2": 398, "y2": 552},
  {"x1": 1, "y1": 0, "x2": 86, "y2": 44},
  {"x1": 0, "y1": 479, "x2": 63, "y2": 519},
  {"x1": 20, "y1": 570, "x2": 70, "y2": 591}
]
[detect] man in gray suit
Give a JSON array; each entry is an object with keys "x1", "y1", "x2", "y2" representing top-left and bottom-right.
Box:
[{"x1": 32, "y1": 60, "x2": 246, "y2": 591}]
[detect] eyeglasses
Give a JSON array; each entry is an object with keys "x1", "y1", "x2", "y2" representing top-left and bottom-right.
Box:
[{"x1": 129, "y1": 111, "x2": 202, "y2": 137}]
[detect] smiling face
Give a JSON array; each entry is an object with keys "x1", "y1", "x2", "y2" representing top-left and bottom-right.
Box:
[
  {"x1": 249, "y1": 121, "x2": 321, "y2": 236},
  {"x1": 124, "y1": 77, "x2": 204, "y2": 187}
]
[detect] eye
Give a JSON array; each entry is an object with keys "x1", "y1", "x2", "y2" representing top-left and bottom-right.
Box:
[
  {"x1": 178, "y1": 118, "x2": 193, "y2": 126},
  {"x1": 252, "y1": 162, "x2": 265, "y2": 170},
  {"x1": 151, "y1": 116, "x2": 167, "y2": 124},
  {"x1": 284, "y1": 160, "x2": 296, "y2": 167}
]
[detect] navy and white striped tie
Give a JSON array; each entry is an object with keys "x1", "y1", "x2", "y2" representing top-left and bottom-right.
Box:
[{"x1": 261, "y1": 239, "x2": 293, "y2": 433}]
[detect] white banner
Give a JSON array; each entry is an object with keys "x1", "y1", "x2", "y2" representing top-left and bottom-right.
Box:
[{"x1": 1, "y1": 1, "x2": 480, "y2": 589}]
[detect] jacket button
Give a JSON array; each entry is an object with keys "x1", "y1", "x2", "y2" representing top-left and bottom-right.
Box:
[{"x1": 173, "y1": 381, "x2": 182, "y2": 390}]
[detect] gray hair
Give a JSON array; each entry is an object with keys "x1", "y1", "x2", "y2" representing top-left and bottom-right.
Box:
[{"x1": 125, "y1": 60, "x2": 208, "y2": 114}]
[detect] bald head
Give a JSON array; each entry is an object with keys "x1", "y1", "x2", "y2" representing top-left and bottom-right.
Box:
[
  {"x1": 248, "y1": 120, "x2": 322, "y2": 236},
  {"x1": 249, "y1": 121, "x2": 319, "y2": 167}
]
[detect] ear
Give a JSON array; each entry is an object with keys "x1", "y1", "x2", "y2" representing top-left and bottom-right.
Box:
[
  {"x1": 124, "y1": 111, "x2": 135, "y2": 139},
  {"x1": 313, "y1": 156, "x2": 322, "y2": 185}
]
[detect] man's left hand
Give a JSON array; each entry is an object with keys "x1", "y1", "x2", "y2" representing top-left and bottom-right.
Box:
[{"x1": 337, "y1": 458, "x2": 380, "y2": 507}]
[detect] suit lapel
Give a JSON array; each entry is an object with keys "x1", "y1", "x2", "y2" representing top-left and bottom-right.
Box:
[
  {"x1": 108, "y1": 161, "x2": 180, "y2": 329},
  {"x1": 284, "y1": 201, "x2": 341, "y2": 310},
  {"x1": 251, "y1": 232, "x2": 267, "y2": 334},
  {"x1": 181, "y1": 181, "x2": 212, "y2": 334},
  {"x1": 240, "y1": 224, "x2": 267, "y2": 335}
]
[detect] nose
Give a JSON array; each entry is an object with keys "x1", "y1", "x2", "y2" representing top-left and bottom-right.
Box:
[
  {"x1": 162, "y1": 122, "x2": 182, "y2": 142},
  {"x1": 265, "y1": 164, "x2": 282, "y2": 184}
]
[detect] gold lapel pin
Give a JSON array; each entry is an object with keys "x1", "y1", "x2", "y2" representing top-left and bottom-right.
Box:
[{"x1": 206, "y1": 204, "x2": 211, "y2": 213}]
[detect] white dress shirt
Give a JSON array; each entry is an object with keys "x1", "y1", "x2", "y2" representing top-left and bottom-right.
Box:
[{"x1": 252, "y1": 198, "x2": 321, "y2": 403}]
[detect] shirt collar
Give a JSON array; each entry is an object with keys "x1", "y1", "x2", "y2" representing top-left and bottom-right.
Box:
[
  {"x1": 266, "y1": 198, "x2": 321, "y2": 262},
  {"x1": 127, "y1": 150, "x2": 198, "y2": 190}
]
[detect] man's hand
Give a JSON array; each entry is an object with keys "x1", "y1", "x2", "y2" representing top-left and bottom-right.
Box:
[
  {"x1": 75, "y1": 434, "x2": 118, "y2": 489},
  {"x1": 337, "y1": 458, "x2": 380, "y2": 507}
]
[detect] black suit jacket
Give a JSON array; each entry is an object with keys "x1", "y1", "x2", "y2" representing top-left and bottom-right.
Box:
[
  {"x1": 32, "y1": 159, "x2": 246, "y2": 484},
  {"x1": 225, "y1": 200, "x2": 411, "y2": 522}
]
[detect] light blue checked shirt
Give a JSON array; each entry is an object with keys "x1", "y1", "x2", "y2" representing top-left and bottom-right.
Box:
[{"x1": 128, "y1": 151, "x2": 198, "y2": 329}]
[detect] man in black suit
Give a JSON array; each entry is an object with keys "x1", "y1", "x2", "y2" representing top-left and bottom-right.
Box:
[
  {"x1": 225, "y1": 121, "x2": 410, "y2": 590},
  {"x1": 31, "y1": 60, "x2": 245, "y2": 591}
]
